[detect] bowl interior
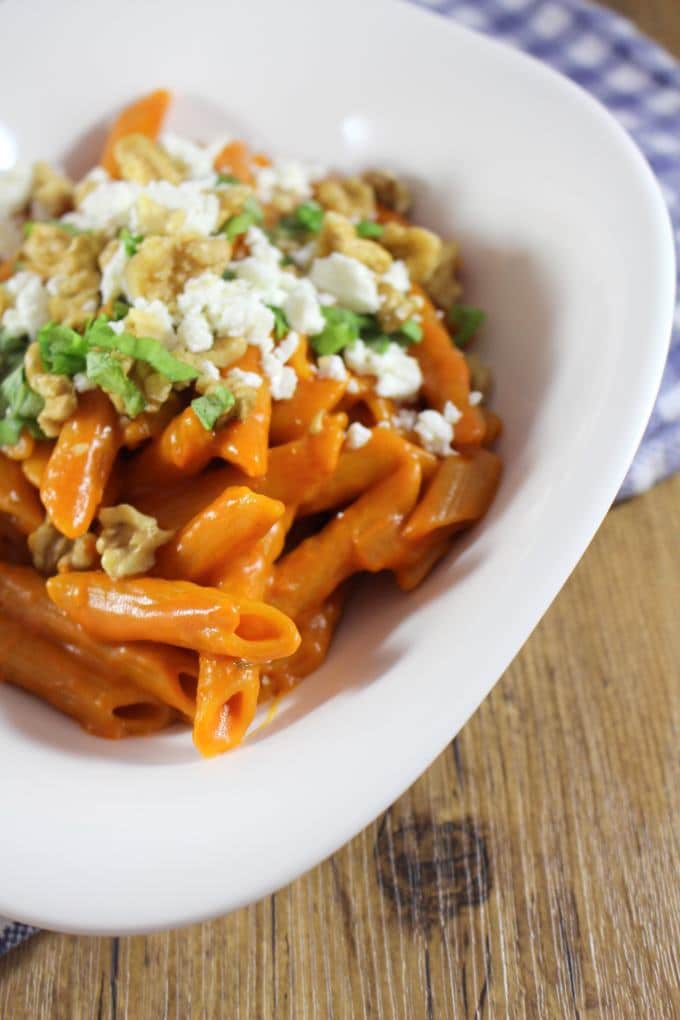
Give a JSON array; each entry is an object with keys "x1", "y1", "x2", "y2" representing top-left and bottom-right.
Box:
[{"x1": 0, "y1": 0, "x2": 674, "y2": 932}]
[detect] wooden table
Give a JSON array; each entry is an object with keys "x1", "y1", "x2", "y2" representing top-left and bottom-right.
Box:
[{"x1": 2, "y1": 2, "x2": 679, "y2": 1016}]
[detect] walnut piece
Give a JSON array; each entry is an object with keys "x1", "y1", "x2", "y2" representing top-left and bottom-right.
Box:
[
  {"x1": 180, "y1": 335, "x2": 248, "y2": 382},
  {"x1": 28, "y1": 519, "x2": 97, "y2": 575},
  {"x1": 113, "y1": 134, "x2": 184, "y2": 185},
  {"x1": 31, "y1": 162, "x2": 74, "y2": 219},
  {"x1": 314, "y1": 177, "x2": 376, "y2": 220},
  {"x1": 317, "y1": 211, "x2": 392, "y2": 273},
  {"x1": 380, "y1": 221, "x2": 442, "y2": 283},
  {"x1": 24, "y1": 343, "x2": 77, "y2": 438},
  {"x1": 362, "y1": 169, "x2": 412, "y2": 215},
  {"x1": 96, "y1": 504, "x2": 173, "y2": 579},
  {"x1": 465, "y1": 352, "x2": 492, "y2": 397},
  {"x1": 377, "y1": 283, "x2": 422, "y2": 333},
  {"x1": 215, "y1": 185, "x2": 256, "y2": 231},
  {"x1": 24, "y1": 229, "x2": 105, "y2": 328},
  {"x1": 125, "y1": 235, "x2": 231, "y2": 304},
  {"x1": 22, "y1": 223, "x2": 72, "y2": 277},
  {"x1": 423, "y1": 240, "x2": 462, "y2": 310}
]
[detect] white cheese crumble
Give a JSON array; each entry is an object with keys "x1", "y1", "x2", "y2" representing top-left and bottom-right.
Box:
[
  {"x1": 414, "y1": 409, "x2": 455, "y2": 457},
  {"x1": 392, "y1": 408, "x2": 417, "y2": 432},
  {"x1": 160, "y1": 133, "x2": 231, "y2": 181},
  {"x1": 255, "y1": 159, "x2": 315, "y2": 205},
  {"x1": 343, "y1": 339, "x2": 423, "y2": 401},
  {"x1": 345, "y1": 422, "x2": 372, "y2": 450},
  {"x1": 65, "y1": 179, "x2": 138, "y2": 233},
  {"x1": 99, "y1": 241, "x2": 129, "y2": 304},
  {"x1": 135, "y1": 180, "x2": 219, "y2": 236},
  {"x1": 199, "y1": 360, "x2": 221, "y2": 382},
  {"x1": 0, "y1": 163, "x2": 33, "y2": 217},
  {"x1": 177, "y1": 272, "x2": 274, "y2": 352},
  {"x1": 289, "y1": 240, "x2": 317, "y2": 270},
  {"x1": 316, "y1": 354, "x2": 347, "y2": 381},
  {"x1": 309, "y1": 253, "x2": 380, "y2": 314},
  {"x1": 381, "y1": 259, "x2": 410, "y2": 294},
  {"x1": 73, "y1": 372, "x2": 96, "y2": 393},
  {"x1": 109, "y1": 320, "x2": 125, "y2": 335},
  {"x1": 1, "y1": 271, "x2": 49, "y2": 339},
  {"x1": 284, "y1": 278, "x2": 325, "y2": 335},
  {"x1": 469, "y1": 390, "x2": 483, "y2": 406},
  {"x1": 262, "y1": 330, "x2": 299, "y2": 400},
  {"x1": 177, "y1": 307, "x2": 214, "y2": 353},
  {"x1": 65, "y1": 177, "x2": 220, "y2": 236},
  {"x1": 227, "y1": 367, "x2": 263, "y2": 389},
  {"x1": 129, "y1": 297, "x2": 177, "y2": 348},
  {"x1": 274, "y1": 330, "x2": 300, "y2": 365},
  {"x1": 346, "y1": 377, "x2": 360, "y2": 395},
  {"x1": 443, "y1": 400, "x2": 462, "y2": 425}
]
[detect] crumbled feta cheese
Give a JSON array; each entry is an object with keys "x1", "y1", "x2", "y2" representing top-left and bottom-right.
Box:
[
  {"x1": 45, "y1": 274, "x2": 64, "y2": 297},
  {"x1": 443, "y1": 400, "x2": 462, "y2": 425},
  {"x1": 284, "y1": 278, "x2": 325, "y2": 335},
  {"x1": 1, "y1": 271, "x2": 49, "y2": 339},
  {"x1": 177, "y1": 272, "x2": 275, "y2": 350},
  {"x1": 177, "y1": 308, "x2": 214, "y2": 353},
  {"x1": 289, "y1": 240, "x2": 317, "y2": 269},
  {"x1": 469, "y1": 390, "x2": 483, "y2": 406},
  {"x1": 73, "y1": 372, "x2": 96, "y2": 393},
  {"x1": 199, "y1": 359, "x2": 220, "y2": 381},
  {"x1": 273, "y1": 330, "x2": 299, "y2": 365},
  {"x1": 160, "y1": 133, "x2": 231, "y2": 181},
  {"x1": 129, "y1": 297, "x2": 177, "y2": 347},
  {"x1": 310, "y1": 253, "x2": 380, "y2": 314},
  {"x1": 65, "y1": 179, "x2": 139, "y2": 233},
  {"x1": 227, "y1": 367, "x2": 263, "y2": 389},
  {"x1": 317, "y1": 354, "x2": 347, "y2": 381},
  {"x1": 343, "y1": 339, "x2": 422, "y2": 401},
  {"x1": 263, "y1": 356, "x2": 297, "y2": 400},
  {"x1": 346, "y1": 377, "x2": 360, "y2": 395},
  {"x1": 414, "y1": 409, "x2": 454, "y2": 457},
  {"x1": 100, "y1": 241, "x2": 129, "y2": 304},
  {"x1": 392, "y1": 408, "x2": 417, "y2": 432},
  {"x1": 255, "y1": 159, "x2": 315, "y2": 205},
  {"x1": 317, "y1": 292, "x2": 336, "y2": 306},
  {"x1": 0, "y1": 163, "x2": 33, "y2": 216},
  {"x1": 345, "y1": 422, "x2": 372, "y2": 450},
  {"x1": 109, "y1": 320, "x2": 125, "y2": 335},
  {"x1": 135, "y1": 180, "x2": 219, "y2": 236},
  {"x1": 381, "y1": 259, "x2": 410, "y2": 294}
]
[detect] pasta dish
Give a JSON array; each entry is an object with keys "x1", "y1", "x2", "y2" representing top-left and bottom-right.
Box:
[{"x1": 0, "y1": 90, "x2": 502, "y2": 756}]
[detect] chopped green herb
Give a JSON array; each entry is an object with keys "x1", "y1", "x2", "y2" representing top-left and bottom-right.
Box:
[
  {"x1": 216, "y1": 173, "x2": 241, "y2": 185},
  {"x1": 38, "y1": 322, "x2": 89, "y2": 376},
  {"x1": 399, "y1": 319, "x2": 423, "y2": 344},
  {"x1": 355, "y1": 219, "x2": 384, "y2": 239},
  {"x1": 279, "y1": 201, "x2": 324, "y2": 236},
  {"x1": 267, "y1": 305, "x2": 289, "y2": 340},
  {"x1": 191, "y1": 386, "x2": 236, "y2": 431},
  {"x1": 112, "y1": 298, "x2": 131, "y2": 321},
  {"x1": 365, "y1": 335, "x2": 390, "y2": 354},
  {"x1": 24, "y1": 219, "x2": 81, "y2": 238},
  {"x1": 0, "y1": 363, "x2": 45, "y2": 446},
  {"x1": 310, "y1": 306, "x2": 366, "y2": 356},
  {"x1": 119, "y1": 227, "x2": 144, "y2": 257},
  {"x1": 222, "y1": 269, "x2": 237, "y2": 281},
  {"x1": 85, "y1": 318, "x2": 198, "y2": 383},
  {"x1": 85, "y1": 350, "x2": 146, "y2": 416},
  {"x1": 448, "y1": 305, "x2": 485, "y2": 348},
  {"x1": 0, "y1": 329, "x2": 28, "y2": 377},
  {"x1": 222, "y1": 196, "x2": 264, "y2": 240}
]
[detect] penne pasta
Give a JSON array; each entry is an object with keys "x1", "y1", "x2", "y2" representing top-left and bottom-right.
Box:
[
  {"x1": 0, "y1": 453, "x2": 44, "y2": 535},
  {"x1": 192, "y1": 655, "x2": 260, "y2": 757}
]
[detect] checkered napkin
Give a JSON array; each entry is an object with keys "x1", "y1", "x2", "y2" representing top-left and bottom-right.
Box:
[
  {"x1": 416, "y1": 0, "x2": 680, "y2": 499},
  {"x1": 1, "y1": 0, "x2": 678, "y2": 956}
]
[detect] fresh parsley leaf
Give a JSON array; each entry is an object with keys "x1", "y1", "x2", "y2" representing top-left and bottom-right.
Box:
[
  {"x1": 85, "y1": 318, "x2": 198, "y2": 383},
  {"x1": 267, "y1": 305, "x2": 289, "y2": 340},
  {"x1": 448, "y1": 305, "x2": 485, "y2": 348},
  {"x1": 399, "y1": 319, "x2": 423, "y2": 344},
  {"x1": 85, "y1": 350, "x2": 146, "y2": 416},
  {"x1": 222, "y1": 269, "x2": 236, "y2": 281},
  {"x1": 0, "y1": 364, "x2": 45, "y2": 446},
  {"x1": 309, "y1": 306, "x2": 365, "y2": 356},
  {"x1": 38, "y1": 322, "x2": 89, "y2": 376},
  {"x1": 0, "y1": 418, "x2": 25, "y2": 445},
  {"x1": 216, "y1": 173, "x2": 241, "y2": 185},
  {"x1": 278, "y1": 201, "x2": 324, "y2": 236},
  {"x1": 355, "y1": 219, "x2": 384, "y2": 239},
  {"x1": 112, "y1": 298, "x2": 131, "y2": 321},
  {"x1": 222, "y1": 196, "x2": 264, "y2": 240},
  {"x1": 191, "y1": 386, "x2": 236, "y2": 430},
  {"x1": 119, "y1": 227, "x2": 144, "y2": 257}
]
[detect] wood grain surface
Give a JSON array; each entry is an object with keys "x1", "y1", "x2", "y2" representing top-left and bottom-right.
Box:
[{"x1": 2, "y1": 2, "x2": 680, "y2": 1017}]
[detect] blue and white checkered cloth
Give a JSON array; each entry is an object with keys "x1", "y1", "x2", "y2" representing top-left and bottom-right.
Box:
[{"x1": 1, "y1": 0, "x2": 678, "y2": 956}]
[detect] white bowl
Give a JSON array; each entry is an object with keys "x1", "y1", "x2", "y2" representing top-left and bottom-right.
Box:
[{"x1": 0, "y1": 0, "x2": 674, "y2": 934}]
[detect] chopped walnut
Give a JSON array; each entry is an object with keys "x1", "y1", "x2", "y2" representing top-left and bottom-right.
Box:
[
  {"x1": 317, "y1": 211, "x2": 392, "y2": 273},
  {"x1": 465, "y1": 352, "x2": 492, "y2": 398},
  {"x1": 24, "y1": 230, "x2": 105, "y2": 328},
  {"x1": 125, "y1": 235, "x2": 231, "y2": 304},
  {"x1": 224, "y1": 369, "x2": 260, "y2": 421},
  {"x1": 28, "y1": 519, "x2": 72, "y2": 574},
  {"x1": 380, "y1": 221, "x2": 442, "y2": 283},
  {"x1": 131, "y1": 362, "x2": 173, "y2": 412},
  {"x1": 314, "y1": 177, "x2": 376, "y2": 220},
  {"x1": 423, "y1": 240, "x2": 462, "y2": 310},
  {"x1": 96, "y1": 504, "x2": 173, "y2": 579},
  {"x1": 113, "y1": 134, "x2": 184, "y2": 185},
  {"x1": 180, "y1": 336, "x2": 248, "y2": 382},
  {"x1": 24, "y1": 343, "x2": 77, "y2": 438},
  {"x1": 31, "y1": 162, "x2": 74, "y2": 219},
  {"x1": 362, "y1": 169, "x2": 412, "y2": 215},
  {"x1": 215, "y1": 185, "x2": 256, "y2": 230},
  {"x1": 59, "y1": 533, "x2": 98, "y2": 573},
  {"x1": 133, "y1": 194, "x2": 185, "y2": 236},
  {"x1": 377, "y1": 283, "x2": 421, "y2": 333},
  {"x1": 22, "y1": 223, "x2": 72, "y2": 277}
]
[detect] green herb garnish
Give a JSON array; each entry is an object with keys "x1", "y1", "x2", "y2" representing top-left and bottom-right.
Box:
[
  {"x1": 216, "y1": 173, "x2": 241, "y2": 185},
  {"x1": 85, "y1": 318, "x2": 198, "y2": 383},
  {"x1": 120, "y1": 227, "x2": 144, "y2": 257},
  {"x1": 191, "y1": 386, "x2": 236, "y2": 430},
  {"x1": 448, "y1": 305, "x2": 485, "y2": 348},
  {"x1": 38, "y1": 322, "x2": 89, "y2": 376},
  {"x1": 267, "y1": 305, "x2": 289, "y2": 340},
  {"x1": 309, "y1": 307, "x2": 366, "y2": 355},
  {"x1": 0, "y1": 363, "x2": 45, "y2": 445},
  {"x1": 222, "y1": 269, "x2": 237, "y2": 281},
  {"x1": 399, "y1": 319, "x2": 423, "y2": 344},
  {"x1": 279, "y1": 201, "x2": 324, "y2": 236},
  {"x1": 85, "y1": 350, "x2": 146, "y2": 416},
  {"x1": 112, "y1": 298, "x2": 131, "y2": 321},
  {"x1": 355, "y1": 220, "x2": 384, "y2": 239},
  {"x1": 222, "y1": 196, "x2": 264, "y2": 240}
]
